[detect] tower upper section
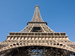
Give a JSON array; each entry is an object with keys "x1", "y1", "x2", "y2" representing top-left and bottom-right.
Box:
[
  {"x1": 27, "y1": 5, "x2": 47, "y2": 25},
  {"x1": 21, "y1": 5, "x2": 53, "y2": 32},
  {"x1": 31, "y1": 5, "x2": 44, "y2": 22}
]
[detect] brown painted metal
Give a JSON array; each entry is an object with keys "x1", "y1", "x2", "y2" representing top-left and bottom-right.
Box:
[{"x1": 0, "y1": 5, "x2": 75, "y2": 56}]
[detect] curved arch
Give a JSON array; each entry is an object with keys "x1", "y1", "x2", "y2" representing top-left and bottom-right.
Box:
[{"x1": 0, "y1": 42, "x2": 75, "y2": 53}]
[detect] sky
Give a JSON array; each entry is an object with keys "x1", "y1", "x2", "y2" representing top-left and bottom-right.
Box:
[{"x1": 0, "y1": 0, "x2": 75, "y2": 42}]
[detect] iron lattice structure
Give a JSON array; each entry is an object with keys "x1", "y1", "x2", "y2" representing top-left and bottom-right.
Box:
[{"x1": 0, "y1": 5, "x2": 75, "y2": 56}]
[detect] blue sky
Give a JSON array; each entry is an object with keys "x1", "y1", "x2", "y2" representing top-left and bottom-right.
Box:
[{"x1": 0, "y1": 0, "x2": 75, "y2": 42}]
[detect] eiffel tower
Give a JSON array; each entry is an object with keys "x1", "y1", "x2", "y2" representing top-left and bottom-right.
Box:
[{"x1": 0, "y1": 5, "x2": 75, "y2": 56}]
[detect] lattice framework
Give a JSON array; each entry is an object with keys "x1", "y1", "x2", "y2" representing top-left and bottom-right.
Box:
[{"x1": 0, "y1": 5, "x2": 75, "y2": 56}]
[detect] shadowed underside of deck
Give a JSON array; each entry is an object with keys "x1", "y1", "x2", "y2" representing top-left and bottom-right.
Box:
[{"x1": 0, "y1": 46, "x2": 75, "y2": 56}]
